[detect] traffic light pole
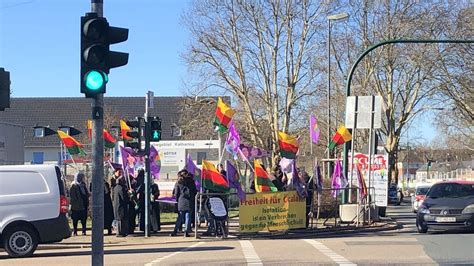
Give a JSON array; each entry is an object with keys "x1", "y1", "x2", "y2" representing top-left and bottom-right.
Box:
[
  {"x1": 91, "y1": 1, "x2": 104, "y2": 266},
  {"x1": 144, "y1": 91, "x2": 154, "y2": 237}
]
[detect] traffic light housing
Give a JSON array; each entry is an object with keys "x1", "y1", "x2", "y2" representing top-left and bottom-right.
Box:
[
  {"x1": 80, "y1": 12, "x2": 129, "y2": 98},
  {"x1": 150, "y1": 116, "x2": 162, "y2": 142},
  {"x1": 0, "y1": 68, "x2": 10, "y2": 111},
  {"x1": 124, "y1": 117, "x2": 143, "y2": 150}
]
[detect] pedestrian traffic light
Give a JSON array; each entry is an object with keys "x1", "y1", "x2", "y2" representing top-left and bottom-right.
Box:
[
  {"x1": 150, "y1": 116, "x2": 162, "y2": 142},
  {"x1": 0, "y1": 68, "x2": 10, "y2": 111},
  {"x1": 124, "y1": 118, "x2": 142, "y2": 150},
  {"x1": 80, "y1": 12, "x2": 129, "y2": 98}
]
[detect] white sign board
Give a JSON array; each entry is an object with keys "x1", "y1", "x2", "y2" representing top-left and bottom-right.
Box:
[
  {"x1": 345, "y1": 96, "x2": 382, "y2": 129},
  {"x1": 349, "y1": 153, "x2": 388, "y2": 207},
  {"x1": 209, "y1": 197, "x2": 227, "y2": 217}
]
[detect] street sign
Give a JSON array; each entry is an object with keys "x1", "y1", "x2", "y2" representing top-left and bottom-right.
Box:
[{"x1": 345, "y1": 96, "x2": 382, "y2": 129}]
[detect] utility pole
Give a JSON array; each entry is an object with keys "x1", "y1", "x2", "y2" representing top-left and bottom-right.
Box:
[
  {"x1": 144, "y1": 91, "x2": 154, "y2": 237},
  {"x1": 90, "y1": 1, "x2": 104, "y2": 265}
]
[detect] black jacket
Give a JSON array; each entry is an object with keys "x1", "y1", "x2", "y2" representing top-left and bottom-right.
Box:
[
  {"x1": 113, "y1": 183, "x2": 130, "y2": 220},
  {"x1": 173, "y1": 179, "x2": 197, "y2": 212}
]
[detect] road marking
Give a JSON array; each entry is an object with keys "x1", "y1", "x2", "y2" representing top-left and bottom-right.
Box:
[
  {"x1": 304, "y1": 239, "x2": 356, "y2": 266},
  {"x1": 144, "y1": 241, "x2": 204, "y2": 266},
  {"x1": 239, "y1": 240, "x2": 263, "y2": 265}
]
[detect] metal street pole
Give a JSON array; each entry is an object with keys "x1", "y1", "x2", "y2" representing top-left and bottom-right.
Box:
[
  {"x1": 144, "y1": 91, "x2": 154, "y2": 237},
  {"x1": 326, "y1": 18, "x2": 332, "y2": 181},
  {"x1": 91, "y1": 0, "x2": 104, "y2": 265},
  {"x1": 342, "y1": 39, "x2": 474, "y2": 188}
]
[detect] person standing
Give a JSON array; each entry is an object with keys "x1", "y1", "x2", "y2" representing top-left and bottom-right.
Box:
[
  {"x1": 104, "y1": 180, "x2": 115, "y2": 235},
  {"x1": 150, "y1": 181, "x2": 161, "y2": 233},
  {"x1": 127, "y1": 174, "x2": 137, "y2": 234},
  {"x1": 113, "y1": 176, "x2": 130, "y2": 237},
  {"x1": 135, "y1": 169, "x2": 147, "y2": 232},
  {"x1": 170, "y1": 170, "x2": 197, "y2": 237},
  {"x1": 69, "y1": 172, "x2": 90, "y2": 236}
]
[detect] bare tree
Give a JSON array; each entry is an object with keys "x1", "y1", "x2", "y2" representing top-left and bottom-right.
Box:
[{"x1": 183, "y1": 0, "x2": 330, "y2": 163}]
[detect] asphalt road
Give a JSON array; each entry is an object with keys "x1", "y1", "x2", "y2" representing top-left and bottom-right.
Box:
[{"x1": 1, "y1": 200, "x2": 473, "y2": 265}]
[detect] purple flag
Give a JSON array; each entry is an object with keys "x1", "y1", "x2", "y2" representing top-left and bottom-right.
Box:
[
  {"x1": 226, "y1": 160, "x2": 246, "y2": 201},
  {"x1": 331, "y1": 159, "x2": 348, "y2": 198},
  {"x1": 157, "y1": 196, "x2": 177, "y2": 204},
  {"x1": 291, "y1": 160, "x2": 307, "y2": 198},
  {"x1": 225, "y1": 121, "x2": 241, "y2": 159},
  {"x1": 149, "y1": 146, "x2": 161, "y2": 180},
  {"x1": 186, "y1": 154, "x2": 201, "y2": 190},
  {"x1": 120, "y1": 146, "x2": 138, "y2": 177},
  {"x1": 239, "y1": 144, "x2": 268, "y2": 160},
  {"x1": 310, "y1": 115, "x2": 320, "y2": 144},
  {"x1": 279, "y1": 157, "x2": 294, "y2": 174},
  {"x1": 313, "y1": 162, "x2": 323, "y2": 193}
]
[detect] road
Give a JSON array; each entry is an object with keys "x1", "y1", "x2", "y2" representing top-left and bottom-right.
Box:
[{"x1": 1, "y1": 199, "x2": 473, "y2": 265}]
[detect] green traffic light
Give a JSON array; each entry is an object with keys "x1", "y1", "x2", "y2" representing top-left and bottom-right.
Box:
[
  {"x1": 84, "y1": 70, "x2": 106, "y2": 91},
  {"x1": 152, "y1": 130, "x2": 160, "y2": 140}
]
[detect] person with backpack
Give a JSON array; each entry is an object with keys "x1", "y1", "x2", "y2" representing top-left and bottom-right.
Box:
[{"x1": 170, "y1": 169, "x2": 197, "y2": 237}]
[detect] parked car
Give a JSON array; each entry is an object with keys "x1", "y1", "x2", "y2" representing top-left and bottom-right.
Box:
[
  {"x1": 411, "y1": 184, "x2": 432, "y2": 213},
  {"x1": 416, "y1": 181, "x2": 474, "y2": 233},
  {"x1": 0, "y1": 165, "x2": 71, "y2": 257},
  {"x1": 388, "y1": 184, "x2": 403, "y2": 205}
]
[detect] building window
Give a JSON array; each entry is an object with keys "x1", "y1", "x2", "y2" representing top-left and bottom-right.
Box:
[
  {"x1": 197, "y1": 152, "x2": 207, "y2": 165},
  {"x1": 32, "y1": 152, "x2": 44, "y2": 164},
  {"x1": 171, "y1": 126, "x2": 182, "y2": 137}
]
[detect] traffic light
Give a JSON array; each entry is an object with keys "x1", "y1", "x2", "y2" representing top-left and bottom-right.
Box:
[
  {"x1": 150, "y1": 116, "x2": 162, "y2": 142},
  {"x1": 124, "y1": 117, "x2": 143, "y2": 150},
  {"x1": 80, "y1": 12, "x2": 129, "y2": 98},
  {"x1": 0, "y1": 68, "x2": 10, "y2": 111}
]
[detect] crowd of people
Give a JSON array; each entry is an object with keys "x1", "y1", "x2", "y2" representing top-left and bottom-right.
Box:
[
  {"x1": 68, "y1": 157, "x2": 315, "y2": 237},
  {"x1": 68, "y1": 168, "x2": 161, "y2": 237}
]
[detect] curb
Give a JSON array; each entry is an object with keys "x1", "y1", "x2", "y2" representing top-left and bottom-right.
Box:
[{"x1": 37, "y1": 221, "x2": 399, "y2": 251}]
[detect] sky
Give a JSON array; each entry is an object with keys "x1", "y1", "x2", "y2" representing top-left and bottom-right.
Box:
[
  {"x1": 0, "y1": 0, "x2": 190, "y2": 98},
  {"x1": 0, "y1": 0, "x2": 438, "y2": 142}
]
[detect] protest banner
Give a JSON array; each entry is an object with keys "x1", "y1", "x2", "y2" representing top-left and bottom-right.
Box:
[{"x1": 239, "y1": 191, "x2": 306, "y2": 232}]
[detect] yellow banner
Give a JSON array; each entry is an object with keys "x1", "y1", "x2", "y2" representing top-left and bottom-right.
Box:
[{"x1": 239, "y1": 191, "x2": 306, "y2": 232}]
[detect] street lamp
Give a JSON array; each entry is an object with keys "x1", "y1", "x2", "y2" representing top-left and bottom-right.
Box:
[{"x1": 327, "y1": 12, "x2": 349, "y2": 178}]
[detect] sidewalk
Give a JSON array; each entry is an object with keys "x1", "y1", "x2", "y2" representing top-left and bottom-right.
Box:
[{"x1": 38, "y1": 217, "x2": 398, "y2": 250}]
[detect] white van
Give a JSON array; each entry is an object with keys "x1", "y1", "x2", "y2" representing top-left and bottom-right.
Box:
[{"x1": 0, "y1": 165, "x2": 71, "y2": 257}]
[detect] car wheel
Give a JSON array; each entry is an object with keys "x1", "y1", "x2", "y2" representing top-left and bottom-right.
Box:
[
  {"x1": 416, "y1": 221, "x2": 428, "y2": 233},
  {"x1": 3, "y1": 225, "x2": 39, "y2": 258}
]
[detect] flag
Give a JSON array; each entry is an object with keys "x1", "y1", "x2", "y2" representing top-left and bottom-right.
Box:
[
  {"x1": 87, "y1": 120, "x2": 92, "y2": 139},
  {"x1": 120, "y1": 146, "x2": 143, "y2": 177},
  {"x1": 279, "y1": 157, "x2": 294, "y2": 174},
  {"x1": 310, "y1": 115, "x2": 320, "y2": 144},
  {"x1": 278, "y1": 131, "x2": 299, "y2": 159},
  {"x1": 328, "y1": 125, "x2": 352, "y2": 151},
  {"x1": 157, "y1": 196, "x2": 177, "y2": 204},
  {"x1": 120, "y1": 119, "x2": 132, "y2": 140},
  {"x1": 213, "y1": 97, "x2": 235, "y2": 133},
  {"x1": 226, "y1": 160, "x2": 246, "y2": 201},
  {"x1": 254, "y1": 160, "x2": 278, "y2": 193},
  {"x1": 186, "y1": 154, "x2": 201, "y2": 190},
  {"x1": 225, "y1": 121, "x2": 241, "y2": 159},
  {"x1": 291, "y1": 160, "x2": 307, "y2": 198},
  {"x1": 149, "y1": 146, "x2": 161, "y2": 179},
  {"x1": 107, "y1": 160, "x2": 122, "y2": 171},
  {"x1": 57, "y1": 130, "x2": 86, "y2": 156},
  {"x1": 202, "y1": 160, "x2": 229, "y2": 192},
  {"x1": 356, "y1": 163, "x2": 368, "y2": 200},
  {"x1": 103, "y1": 129, "x2": 116, "y2": 148},
  {"x1": 239, "y1": 144, "x2": 268, "y2": 160},
  {"x1": 331, "y1": 159, "x2": 348, "y2": 198},
  {"x1": 313, "y1": 162, "x2": 323, "y2": 193}
]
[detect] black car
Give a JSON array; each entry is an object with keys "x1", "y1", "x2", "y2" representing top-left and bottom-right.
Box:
[{"x1": 416, "y1": 181, "x2": 474, "y2": 233}]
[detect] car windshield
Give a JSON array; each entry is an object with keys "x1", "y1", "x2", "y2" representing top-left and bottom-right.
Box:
[
  {"x1": 416, "y1": 187, "x2": 430, "y2": 195},
  {"x1": 427, "y1": 183, "x2": 474, "y2": 198}
]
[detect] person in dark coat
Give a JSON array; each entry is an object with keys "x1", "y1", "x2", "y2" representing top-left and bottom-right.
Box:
[
  {"x1": 104, "y1": 180, "x2": 115, "y2": 235},
  {"x1": 150, "y1": 181, "x2": 161, "y2": 232},
  {"x1": 128, "y1": 174, "x2": 137, "y2": 234},
  {"x1": 170, "y1": 170, "x2": 197, "y2": 237},
  {"x1": 271, "y1": 157, "x2": 286, "y2": 191},
  {"x1": 113, "y1": 176, "x2": 130, "y2": 237},
  {"x1": 135, "y1": 169, "x2": 147, "y2": 232},
  {"x1": 69, "y1": 172, "x2": 90, "y2": 236}
]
